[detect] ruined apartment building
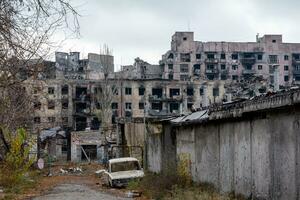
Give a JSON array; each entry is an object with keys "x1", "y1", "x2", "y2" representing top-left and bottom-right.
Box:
[{"x1": 160, "y1": 32, "x2": 300, "y2": 89}]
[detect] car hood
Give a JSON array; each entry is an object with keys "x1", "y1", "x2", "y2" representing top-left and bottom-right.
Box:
[{"x1": 109, "y1": 170, "x2": 144, "y2": 180}]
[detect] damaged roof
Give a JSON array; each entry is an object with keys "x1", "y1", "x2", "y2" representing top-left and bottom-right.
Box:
[{"x1": 170, "y1": 110, "x2": 209, "y2": 125}]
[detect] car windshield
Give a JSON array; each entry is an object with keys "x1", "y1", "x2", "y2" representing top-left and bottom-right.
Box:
[{"x1": 111, "y1": 161, "x2": 140, "y2": 172}]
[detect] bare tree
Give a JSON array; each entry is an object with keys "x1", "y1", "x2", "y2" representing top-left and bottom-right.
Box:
[
  {"x1": 0, "y1": 0, "x2": 79, "y2": 155},
  {"x1": 93, "y1": 45, "x2": 118, "y2": 137}
]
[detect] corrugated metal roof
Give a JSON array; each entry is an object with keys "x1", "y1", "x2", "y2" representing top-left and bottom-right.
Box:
[{"x1": 170, "y1": 110, "x2": 208, "y2": 124}]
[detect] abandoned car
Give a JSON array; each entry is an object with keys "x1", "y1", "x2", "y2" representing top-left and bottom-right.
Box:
[{"x1": 104, "y1": 157, "x2": 144, "y2": 187}]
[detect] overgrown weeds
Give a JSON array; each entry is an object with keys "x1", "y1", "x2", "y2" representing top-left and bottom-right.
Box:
[{"x1": 128, "y1": 156, "x2": 245, "y2": 200}]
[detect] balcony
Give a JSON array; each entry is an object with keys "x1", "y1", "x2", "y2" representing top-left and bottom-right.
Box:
[
  {"x1": 293, "y1": 69, "x2": 300, "y2": 75},
  {"x1": 292, "y1": 58, "x2": 300, "y2": 65},
  {"x1": 148, "y1": 94, "x2": 165, "y2": 101},
  {"x1": 205, "y1": 58, "x2": 219, "y2": 64},
  {"x1": 242, "y1": 69, "x2": 256, "y2": 74},
  {"x1": 268, "y1": 58, "x2": 279, "y2": 64},
  {"x1": 240, "y1": 57, "x2": 256, "y2": 65},
  {"x1": 205, "y1": 68, "x2": 219, "y2": 74},
  {"x1": 148, "y1": 109, "x2": 180, "y2": 117}
]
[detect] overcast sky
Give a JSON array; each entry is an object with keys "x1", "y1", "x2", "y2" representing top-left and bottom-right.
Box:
[{"x1": 53, "y1": 0, "x2": 300, "y2": 71}]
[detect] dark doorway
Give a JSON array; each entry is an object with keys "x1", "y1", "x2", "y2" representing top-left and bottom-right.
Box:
[{"x1": 81, "y1": 145, "x2": 97, "y2": 160}]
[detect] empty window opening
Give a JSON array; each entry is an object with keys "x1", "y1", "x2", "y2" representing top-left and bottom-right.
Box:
[
  {"x1": 180, "y1": 53, "x2": 191, "y2": 62},
  {"x1": 125, "y1": 87, "x2": 132, "y2": 95},
  {"x1": 75, "y1": 117, "x2": 87, "y2": 131},
  {"x1": 221, "y1": 75, "x2": 227, "y2": 80},
  {"x1": 180, "y1": 64, "x2": 189, "y2": 72},
  {"x1": 258, "y1": 65, "x2": 263, "y2": 70},
  {"x1": 232, "y1": 75, "x2": 238, "y2": 80},
  {"x1": 231, "y1": 53, "x2": 238, "y2": 60},
  {"x1": 207, "y1": 53, "x2": 215, "y2": 59},
  {"x1": 76, "y1": 87, "x2": 87, "y2": 100},
  {"x1": 213, "y1": 88, "x2": 219, "y2": 96},
  {"x1": 196, "y1": 54, "x2": 201, "y2": 59},
  {"x1": 125, "y1": 102, "x2": 132, "y2": 110},
  {"x1": 81, "y1": 145, "x2": 97, "y2": 161},
  {"x1": 207, "y1": 74, "x2": 214, "y2": 80},
  {"x1": 91, "y1": 117, "x2": 100, "y2": 130},
  {"x1": 151, "y1": 102, "x2": 162, "y2": 111},
  {"x1": 200, "y1": 88, "x2": 204, "y2": 95},
  {"x1": 48, "y1": 87, "x2": 55, "y2": 94},
  {"x1": 183, "y1": 37, "x2": 187, "y2": 41},
  {"x1": 168, "y1": 64, "x2": 173, "y2": 70},
  {"x1": 284, "y1": 75, "x2": 289, "y2": 82},
  {"x1": 170, "y1": 103, "x2": 179, "y2": 113},
  {"x1": 139, "y1": 102, "x2": 144, "y2": 109},
  {"x1": 187, "y1": 88, "x2": 194, "y2": 96},
  {"x1": 62, "y1": 99, "x2": 68, "y2": 109},
  {"x1": 139, "y1": 87, "x2": 145, "y2": 96},
  {"x1": 48, "y1": 100, "x2": 55, "y2": 110},
  {"x1": 75, "y1": 102, "x2": 87, "y2": 113},
  {"x1": 272, "y1": 40, "x2": 276, "y2": 43},
  {"x1": 61, "y1": 85, "x2": 68, "y2": 95},
  {"x1": 170, "y1": 88, "x2": 180, "y2": 97},
  {"x1": 284, "y1": 55, "x2": 289, "y2": 61},
  {"x1": 168, "y1": 74, "x2": 174, "y2": 80},
  {"x1": 111, "y1": 102, "x2": 118, "y2": 109},
  {"x1": 257, "y1": 54, "x2": 263, "y2": 60},
  {"x1": 232, "y1": 65, "x2": 238, "y2": 70},
  {"x1": 34, "y1": 101, "x2": 41, "y2": 110},
  {"x1": 284, "y1": 65, "x2": 289, "y2": 71},
  {"x1": 152, "y1": 88, "x2": 163, "y2": 98},
  {"x1": 221, "y1": 53, "x2": 226, "y2": 59}
]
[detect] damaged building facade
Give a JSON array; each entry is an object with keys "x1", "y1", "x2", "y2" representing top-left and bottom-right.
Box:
[{"x1": 25, "y1": 32, "x2": 300, "y2": 162}]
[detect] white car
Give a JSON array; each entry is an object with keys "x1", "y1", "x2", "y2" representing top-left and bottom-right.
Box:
[{"x1": 105, "y1": 157, "x2": 144, "y2": 187}]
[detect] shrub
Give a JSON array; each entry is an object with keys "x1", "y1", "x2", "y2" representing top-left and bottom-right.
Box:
[{"x1": 0, "y1": 128, "x2": 35, "y2": 190}]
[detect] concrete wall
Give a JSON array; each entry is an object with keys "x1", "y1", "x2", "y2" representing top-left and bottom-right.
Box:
[{"x1": 174, "y1": 109, "x2": 300, "y2": 200}]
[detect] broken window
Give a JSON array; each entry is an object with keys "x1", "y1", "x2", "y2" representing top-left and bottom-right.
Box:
[
  {"x1": 125, "y1": 102, "x2": 132, "y2": 110},
  {"x1": 231, "y1": 53, "x2": 238, "y2": 60},
  {"x1": 48, "y1": 100, "x2": 55, "y2": 110},
  {"x1": 213, "y1": 88, "x2": 219, "y2": 96},
  {"x1": 34, "y1": 117, "x2": 41, "y2": 124},
  {"x1": 180, "y1": 64, "x2": 189, "y2": 73},
  {"x1": 232, "y1": 75, "x2": 238, "y2": 80},
  {"x1": 152, "y1": 88, "x2": 163, "y2": 98},
  {"x1": 269, "y1": 55, "x2": 278, "y2": 64},
  {"x1": 187, "y1": 88, "x2": 194, "y2": 96},
  {"x1": 196, "y1": 54, "x2": 201, "y2": 59},
  {"x1": 168, "y1": 64, "x2": 173, "y2": 70},
  {"x1": 91, "y1": 117, "x2": 100, "y2": 130},
  {"x1": 62, "y1": 99, "x2": 68, "y2": 109},
  {"x1": 75, "y1": 102, "x2": 87, "y2": 113},
  {"x1": 139, "y1": 87, "x2": 145, "y2": 96},
  {"x1": 169, "y1": 102, "x2": 179, "y2": 113},
  {"x1": 200, "y1": 88, "x2": 204, "y2": 95},
  {"x1": 111, "y1": 102, "x2": 118, "y2": 109},
  {"x1": 169, "y1": 88, "x2": 180, "y2": 97},
  {"x1": 293, "y1": 54, "x2": 300, "y2": 60},
  {"x1": 207, "y1": 53, "x2": 215, "y2": 59},
  {"x1": 257, "y1": 54, "x2": 263, "y2": 60},
  {"x1": 272, "y1": 40, "x2": 276, "y2": 43},
  {"x1": 284, "y1": 65, "x2": 289, "y2": 71},
  {"x1": 207, "y1": 64, "x2": 214, "y2": 70},
  {"x1": 125, "y1": 87, "x2": 132, "y2": 95},
  {"x1": 284, "y1": 75, "x2": 289, "y2": 82},
  {"x1": 76, "y1": 87, "x2": 87, "y2": 100},
  {"x1": 168, "y1": 74, "x2": 174, "y2": 80},
  {"x1": 180, "y1": 74, "x2": 189, "y2": 81},
  {"x1": 295, "y1": 76, "x2": 300, "y2": 81},
  {"x1": 245, "y1": 65, "x2": 252, "y2": 70},
  {"x1": 221, "y1": 75, "x2": 227, "y2": 80},
  {"x1": 183, "y1": 37, "x2": 187, "y2": 41},
  {"x1": 258, "y1": 65, "x2": 263, "y2": 70},
  {"x1": 232, "y1": 65, "x2": 238, "y2": 70},
  {"x1": 139, "y1": 102, "x2": 144, "y2": 109},
  {"x1": 112, "y1": 86, "x2": 118, "y2": 95},
  {"x1": 221, "y1": 53, "x2": 226, "y2": 59},
  {"x1": 221, "y1": 64, "x2": 226, "y2": 70},
  {"x1": 193, "y1": 64, "x2": 200, "y2": 74},
  {"x1": 188, "y1": 103, "x2": 193, "y2": 110},
  {"x1": 207, "y1": 74, "x2": 214, "y2": 80},
  {"x1": 48, "y1": 87, "x2": 55, "y2": 94},
  {"x1": 270, "y1": 75, "x2": 274, "y2": 84},
  {"x1": 48, "y1": 117, "x2": 55, "y2": 123},
  {"x1": 180, "y1": 53, "x2": 191, "y2": 62},
  {"x1": 151, "y1": 102, "x2": 162, "y2": 110},
  {"x1": 284, "y1": 55, "x2": 289, "y2": 61},
  {"x1": 75, "y1": 117, "x2": 87, "y2": 131},
  {"x1": 34, "y1": 101, "x2": 41, "y2": 110},
  {"x1": 61, "y1": 85, "x2": 68, "y2": 95}
]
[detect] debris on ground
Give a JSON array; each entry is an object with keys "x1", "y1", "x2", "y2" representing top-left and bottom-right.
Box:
[{"x1": 125, "y1": 190, "x2": 141, "y2": 198}]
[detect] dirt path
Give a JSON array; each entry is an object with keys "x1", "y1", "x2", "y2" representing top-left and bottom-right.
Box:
[{"x1": 32, "y1": 183, "x2": 128, "y2": 200}]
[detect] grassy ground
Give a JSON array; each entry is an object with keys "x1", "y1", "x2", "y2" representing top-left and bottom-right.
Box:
[{"x1": 128, "y1": 172, "x2": 245, "y2": 200}]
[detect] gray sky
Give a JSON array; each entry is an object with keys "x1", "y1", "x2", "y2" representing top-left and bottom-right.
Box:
[{"x1": 54, "y1": 0, "x2": 300, "y2": 71}]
